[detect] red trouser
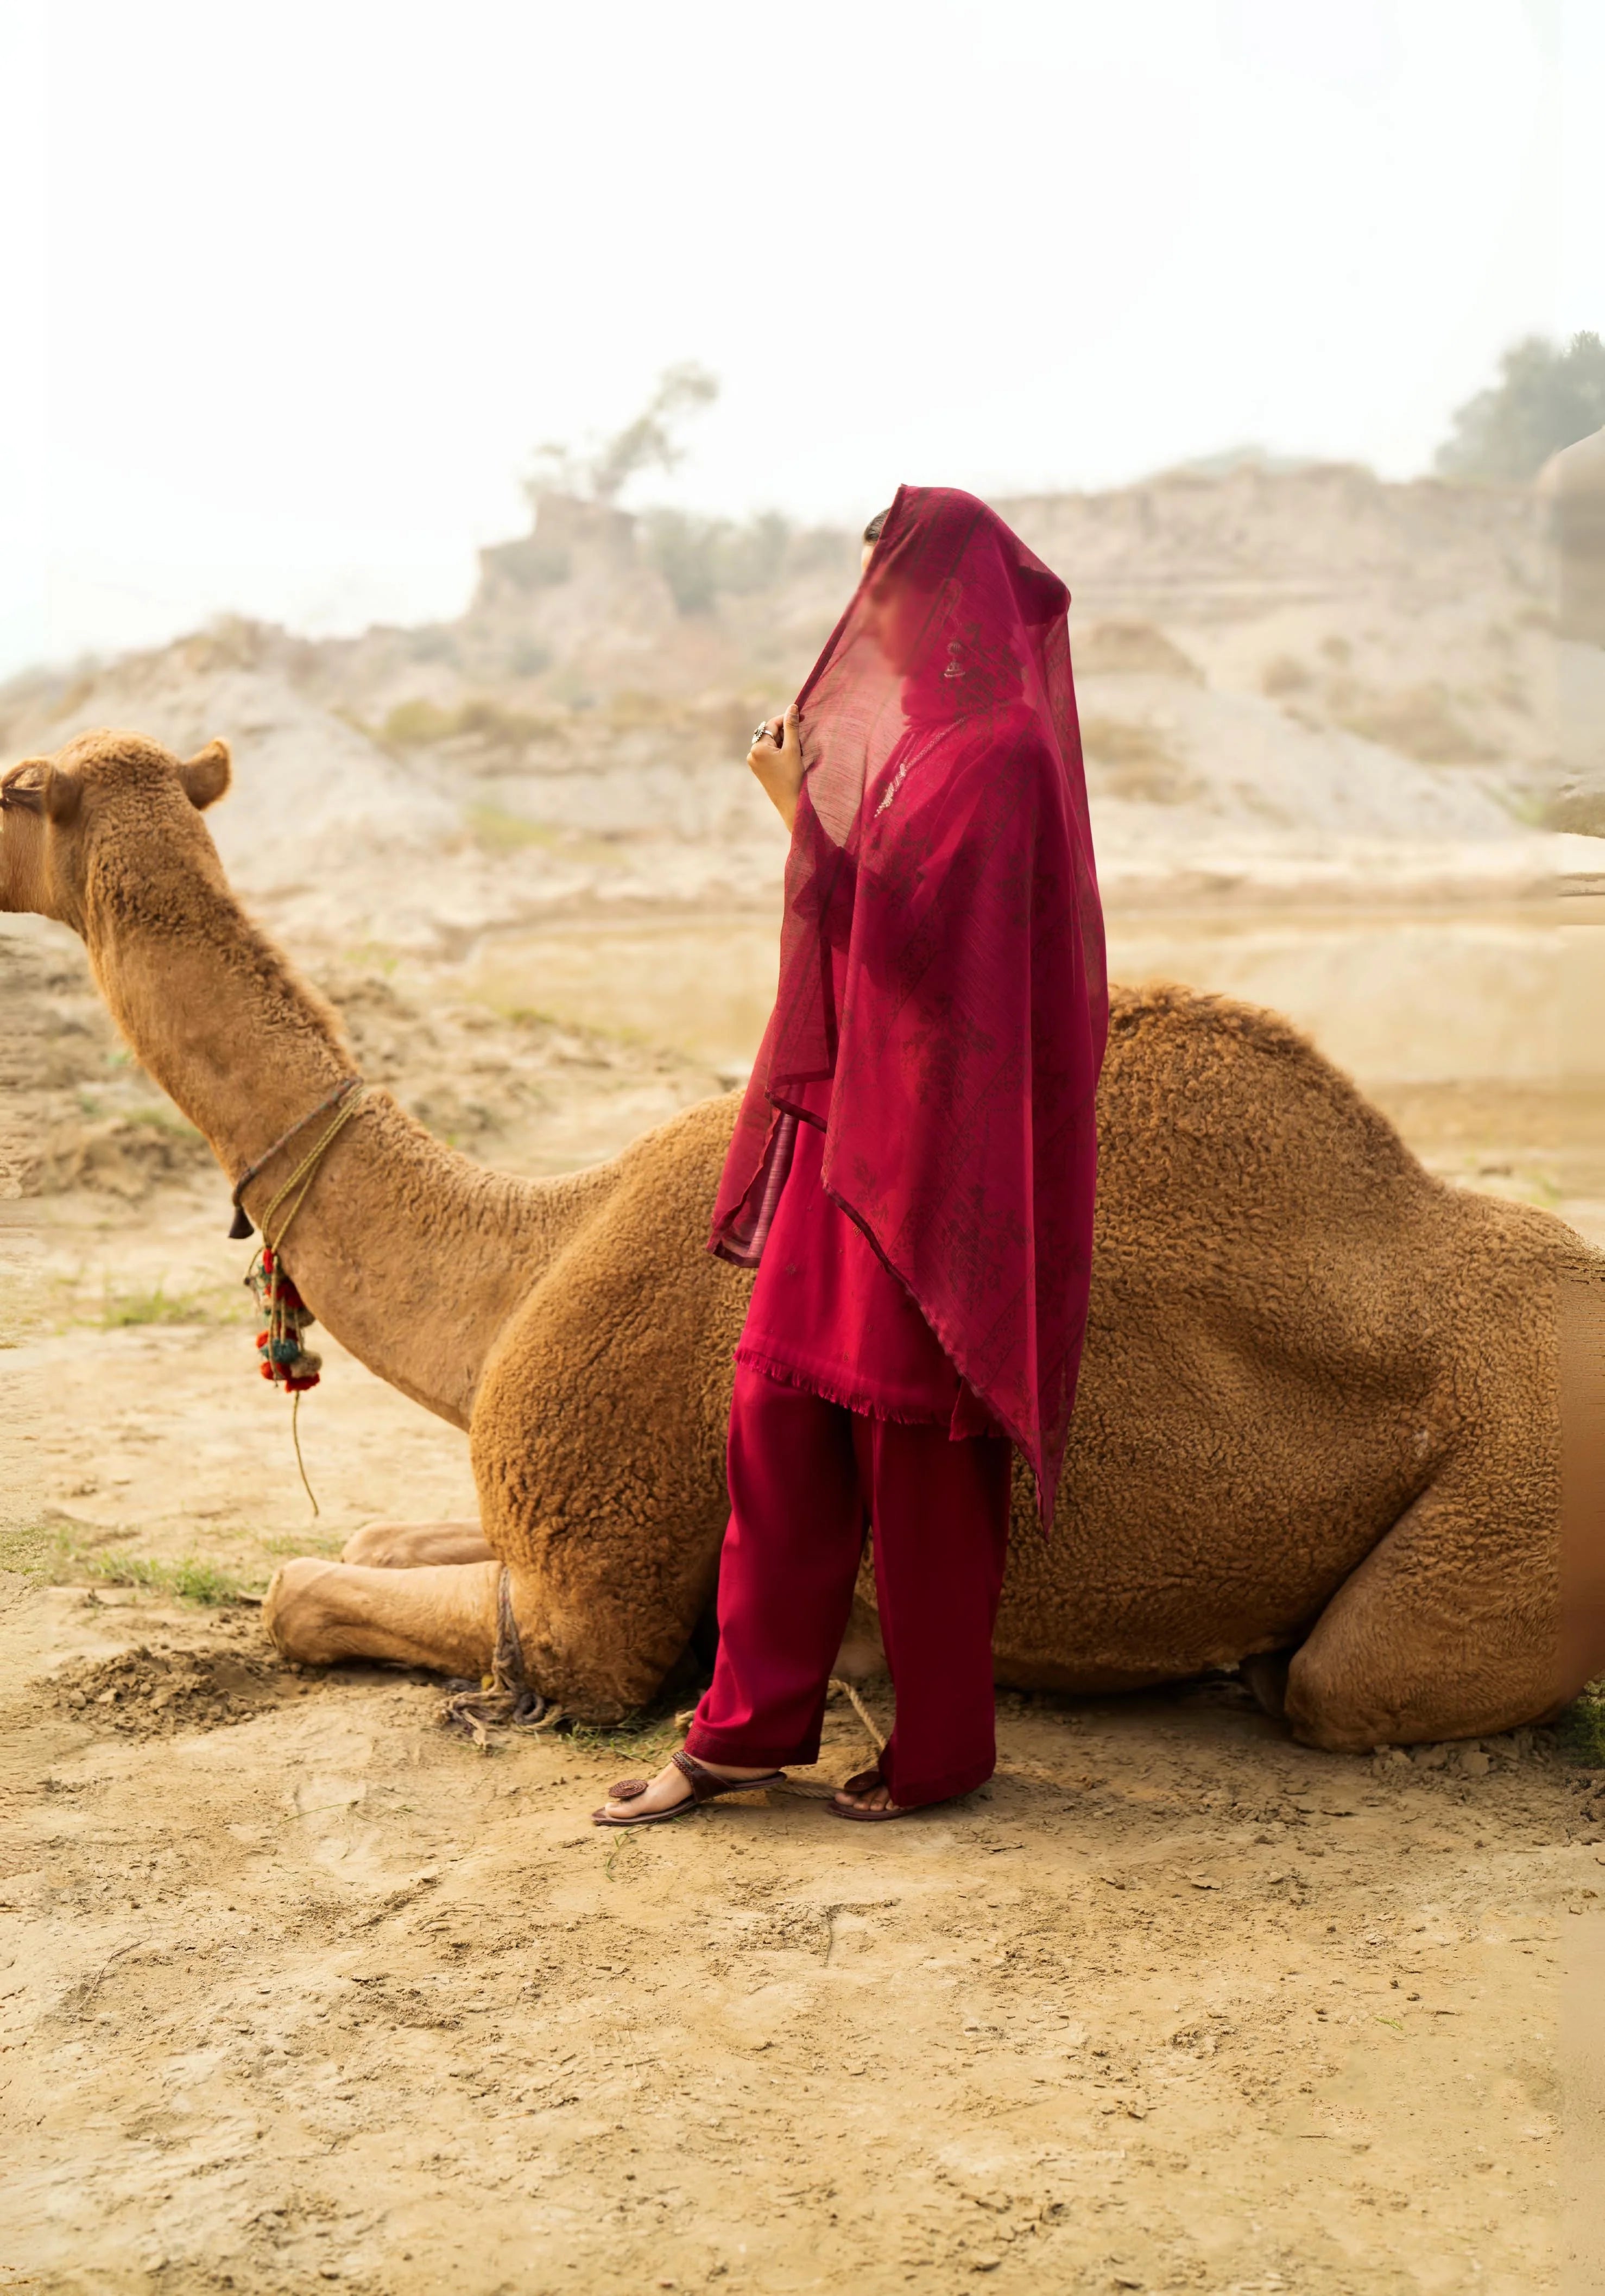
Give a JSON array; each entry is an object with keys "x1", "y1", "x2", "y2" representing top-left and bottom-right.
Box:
[{"x1": 684, "y1": 1364, "x2": 1013, "y2": 1808}]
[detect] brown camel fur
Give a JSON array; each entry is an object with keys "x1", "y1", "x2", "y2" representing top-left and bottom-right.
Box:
[{"x1": 4, "y1": 729, "x2": 1598, "y2": 1751}]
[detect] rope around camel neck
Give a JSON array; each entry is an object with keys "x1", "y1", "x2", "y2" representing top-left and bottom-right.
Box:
[
  {"x1": 255, "y1": 1086, "x2": 370, "y2": 1255},
  {"x1": 251, "y1": 1086, "x2": 370, "y2": 1515},
  {"x1": 230, "y1": 1077, "x2": 363, "y2": 1232}
]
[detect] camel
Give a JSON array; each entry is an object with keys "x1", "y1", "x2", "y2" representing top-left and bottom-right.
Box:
[{"x1": 4, "y1": 728, "x2": 1597, "y2": 1753}]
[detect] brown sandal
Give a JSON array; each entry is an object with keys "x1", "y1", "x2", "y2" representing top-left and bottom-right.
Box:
[{"x1": 591, "y1": 1748, "x2": 787, "y2": 1828}]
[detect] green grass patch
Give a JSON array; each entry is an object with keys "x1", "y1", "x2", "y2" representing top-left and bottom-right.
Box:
[
  {"x1": 464, "y1": 804, "x2": 564, "y2": 855},
  {"x1": 259, "y1": 1530, "x2": 346, "y2": 1559},
  {"x1": 99, "y1": 1282, "x2": 210, "y2": 1329},
  {"x1": 338, "y1": 943, "x2": 401, "y2": 976},
  {"x1": 0, "y1": 1521, "x2": 72, "y2": 1582},
  {"x1": 1559, "y1": 1684, "x2": 1605, "y2": 1766},
  {"x1": 384, "y1": 696, "x2": 557, "y2": 751},
  {"x1": 85, "y1": 1553, "x2": 264, "y2": 1604},
  {"x1": 123, "y1": 1103, "x2": 204, "y2": 1142},
  {"x1": 383, "y1": 696, "x2": 460, "y2": 745},
  {"x1": 566, "y1": 1707, "x2": 685, "y2": 1766}
]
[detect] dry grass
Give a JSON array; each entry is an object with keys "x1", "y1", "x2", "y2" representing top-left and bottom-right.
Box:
[
  {"x1": 32, "y1": 1110, "x2": 211, "y2": 1200},
  {"x1": 1261, "y1": 654, "x2": 1313, "y2": 698},
  {"x1": 462, "y1": 804, "x2": 564, "y2": 855},
  {"x1": 382, "y1": 697, "x2": 559, "y2": 753},
  {"x1": 1076, "y1": 619, "x2": 1204, "y2": 682},
  {"x1": 1335, "y1": 682, "x2": 1493, "y2": 764},
  {"x1": 1081, "y1": 717, "x2": 1203, "y2": 805}
]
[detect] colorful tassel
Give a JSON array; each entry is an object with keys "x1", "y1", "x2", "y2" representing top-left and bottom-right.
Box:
[{"x1": 245, "y1": 1244, "x2": 324, "y2": 1391}]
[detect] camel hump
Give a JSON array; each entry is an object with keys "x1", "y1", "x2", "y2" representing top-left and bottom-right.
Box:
[
  {"x1": 1101, "y1": 978, "x2": 1424, "y2": 1199},
  {"x1": 1108, "y1": 978, "x2": 1370, "y2": 1105}
]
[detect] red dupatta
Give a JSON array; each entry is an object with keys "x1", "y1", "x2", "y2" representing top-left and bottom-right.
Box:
[{"x1": 711, "y1": 486, "x2": 1107, "y2": 1523}]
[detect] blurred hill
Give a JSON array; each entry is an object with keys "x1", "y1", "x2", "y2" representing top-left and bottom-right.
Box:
[{"x1": 1, "y1": 463, "x2": 1579, "y2": 952}]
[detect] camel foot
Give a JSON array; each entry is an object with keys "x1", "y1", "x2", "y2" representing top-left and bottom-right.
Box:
[{"x1": 263, "y1": 1556, "x2": 502, "y2": 1677}]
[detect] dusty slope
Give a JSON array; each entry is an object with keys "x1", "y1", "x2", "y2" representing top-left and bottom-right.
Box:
[{"x1": 0, "y1": 466, "x2": 1581, "y2": 965}]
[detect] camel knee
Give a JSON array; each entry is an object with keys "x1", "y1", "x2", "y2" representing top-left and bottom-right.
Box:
[
  {"x1": 339, "y1": 1519, "x2": 492, "y2": 1568},
  {"x1": 340, "y1": 1521, "x2": 407, "y2": 1566},
  {"x1": 1282, "y1": 1656, "x2": 1389, "y2": 1752},
  {"x1": 1281, "y1": 1634, "x2": 1552, "y2": 1754},
  {"x1": 1282, "y1": 1627, "x2": 1442, "y2": 1750}
]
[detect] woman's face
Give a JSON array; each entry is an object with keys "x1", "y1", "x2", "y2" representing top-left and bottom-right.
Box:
[{"x1": 858, "y1": 563, "x2": 932, "y2": 674}]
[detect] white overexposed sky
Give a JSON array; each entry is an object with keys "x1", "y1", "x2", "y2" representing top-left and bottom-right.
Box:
[{"x1": 0, "y1": 0, "x2": 1598, "y2": 680}]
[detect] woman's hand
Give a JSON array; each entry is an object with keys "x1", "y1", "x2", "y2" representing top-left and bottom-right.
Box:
[{"x1": 747, "y1": 702, "x2": 804, "y2": 833}]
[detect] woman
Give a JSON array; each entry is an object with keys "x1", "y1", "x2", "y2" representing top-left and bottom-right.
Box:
[{"x1": 596, "y1": 486, "x2": 1106, "y2": 1824}]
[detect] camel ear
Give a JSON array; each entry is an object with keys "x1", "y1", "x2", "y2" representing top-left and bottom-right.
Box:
[
  {"x1": 43, "y1": 764, "x2": 83, "y2": 827},
  {"x1": 180, "y1": 738, "x2": 231, "y2": 811}
]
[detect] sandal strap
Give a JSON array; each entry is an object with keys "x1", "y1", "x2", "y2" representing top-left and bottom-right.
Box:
[
  {"x1": 671, "y1": 1749, "x2": 784, "y2": 1802},
  {"x1": 841, "y1": 1766, "x2": 885, "y2": 1796},
  {"x1": 608, "y1": 1778, "x2": 649, "y2": 1801}
]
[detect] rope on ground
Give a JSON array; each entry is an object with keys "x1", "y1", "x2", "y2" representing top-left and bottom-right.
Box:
[
  {"x1": 439, "y1": 1567, "x2": 552, "y2": 1749},
  {"x1": 830, "y1": 1675, "x2": 887, "y2": 1755},
  {"x1": 770, "y1": 1678, "x2": 888, "y2": 1800}
]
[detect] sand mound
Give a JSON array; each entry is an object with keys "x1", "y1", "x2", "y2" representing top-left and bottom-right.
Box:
[{"x1": 42, "y1": 1641, "x2": 285, "y2": 1738}]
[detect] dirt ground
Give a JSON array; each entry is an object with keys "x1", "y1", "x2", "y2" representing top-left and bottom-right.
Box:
[{"x1": 3, "y1": 903, "x2": 1602, "y2": 2295}]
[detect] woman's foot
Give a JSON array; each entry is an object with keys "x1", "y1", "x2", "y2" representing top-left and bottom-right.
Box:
[
  {"x1": 830, "y1": 1764, "x2": 910, "y2": 1818},
  {"x1": 832, "y1": 1779, "x2": 907, "y2": 1815},
  {"x1": 596, "y1": 1755, "x2": 779, "y2": 1822}
]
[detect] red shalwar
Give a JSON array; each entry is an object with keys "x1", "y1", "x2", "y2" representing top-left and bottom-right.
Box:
[{"x1": 685, "y1": 1116, "x2": 1013, "y2": 1807}]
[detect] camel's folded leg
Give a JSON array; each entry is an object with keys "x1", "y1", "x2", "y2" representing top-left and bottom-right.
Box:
[
  {"x1": 1284, "y1": 1459, "x2": 1558, "y2": 1753},
  {"x1": 263, "y1": 1558, "x2": 501, "y2": 1675},
  {"x1": 339, "y1": 1520, "x2": 494, "y2": 1568}
]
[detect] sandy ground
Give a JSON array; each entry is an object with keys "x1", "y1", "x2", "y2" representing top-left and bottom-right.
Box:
[{"x1": 3, "y1": 902, "x2": 1602, "y2": 2294}]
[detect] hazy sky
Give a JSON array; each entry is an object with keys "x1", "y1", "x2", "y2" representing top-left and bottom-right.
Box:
[{"x1": 2, "y1": 0, "x2": 1597, "y2": 680}]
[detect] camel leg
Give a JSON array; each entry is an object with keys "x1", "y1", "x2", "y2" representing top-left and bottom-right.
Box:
[
  {"x1": 263, "y1": 1557, "x2": 501, "y2": 1675},
  {"x1": 339, "y1": 1520, "x2": 494, "y2": 1568},
  {"x1": 1283, "y1": 1461, "x2": 1557, "y2": 1753},
  {"x1": 1239, "y1": 1649, "x2": 1294, "y2": 1719}
]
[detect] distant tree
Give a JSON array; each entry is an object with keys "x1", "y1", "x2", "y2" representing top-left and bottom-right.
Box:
[
  {"x1": 1435, "y1": 332, "x2": 1605, "y2": 484},
  {"x1": 526, "y1": 363, "x2": 719, "y2": 508},
  {"x1": 640, "y1": 507, "x2": 793, "y2": 616}
]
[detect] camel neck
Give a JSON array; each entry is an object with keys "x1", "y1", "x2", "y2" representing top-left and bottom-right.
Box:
[
  {"x1": 80, "y1": 871, "x2": 606, "y2": 1428},
  {"x1": 83, "y1": 866, "x2": 357, "y2": 1184}
]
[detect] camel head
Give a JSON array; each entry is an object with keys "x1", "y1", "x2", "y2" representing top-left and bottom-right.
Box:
[{"x1": 0, "y1": 728, "x2": 232, "y2": 932}]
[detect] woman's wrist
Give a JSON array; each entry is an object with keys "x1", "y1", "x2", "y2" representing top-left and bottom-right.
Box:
[{"x1": 747, "y1": 702, "x2": 804, "y2": 832}]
